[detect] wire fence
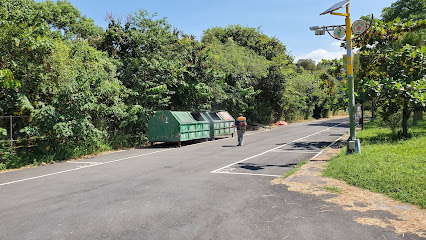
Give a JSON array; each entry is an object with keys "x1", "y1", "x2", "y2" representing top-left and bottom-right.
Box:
[{"x1": 0, "y1": 115, "x2": 32, "y2": 147}]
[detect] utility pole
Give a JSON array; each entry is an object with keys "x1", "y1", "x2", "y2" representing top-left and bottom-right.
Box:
[{"x1": 310, "y1": 0, "x2": 367, "y2": 153}]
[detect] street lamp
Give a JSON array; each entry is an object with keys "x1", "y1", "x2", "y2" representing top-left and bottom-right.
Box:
[{"x1": 309, "y1": 0, "x2": 370, "y2": 154}]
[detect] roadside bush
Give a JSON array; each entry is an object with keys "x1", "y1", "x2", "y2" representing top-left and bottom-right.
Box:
[{"x1": 380, "y1": 111, "x2": 402, "y2": 134}]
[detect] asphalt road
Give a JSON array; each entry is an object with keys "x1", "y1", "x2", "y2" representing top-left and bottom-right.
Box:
[{"x1": 0, "y1": 117, "x2": 419, "y2": 240}]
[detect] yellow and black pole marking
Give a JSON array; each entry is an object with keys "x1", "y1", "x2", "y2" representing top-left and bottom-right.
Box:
[{"x1": 330, "y1": 3, "x2": 360, "y2": 153}]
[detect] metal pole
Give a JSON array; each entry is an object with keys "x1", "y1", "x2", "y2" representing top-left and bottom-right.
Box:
[
  {"x1": 10, "y1": 116, "x2": 13, "y2": 147},
  {"x1": 345, "y1": 4, "x2": 360, "y2": 153}
]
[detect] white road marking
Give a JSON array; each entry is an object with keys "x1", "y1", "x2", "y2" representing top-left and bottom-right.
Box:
[
  {"x1": 211, "y1": 121, "x2": 347, "y2": 174},
  {"x1": 246, "y1": 130, "x2": 271, "y2": 136},
  {"x1": 327, "y1": 135, "x2": 344, "y2": 148},
  {"x1": 309, "y1": 135, "x2": 344, "y2": 160},
  {"x1": 0, "y1": 148, "x2": 174, "y2": 187},
  {"x1": 310, "y1": 151, "x2": 324, "y2": 160},
  {"x1": 67, "y1": 162, "x2": 101, "y2": 164},
  {"x1": 270, "y1": 150, "x2": 322, "y2": 154},
  {"x1": 216, "y1": 167, "x2": 235, "y2": 173}
]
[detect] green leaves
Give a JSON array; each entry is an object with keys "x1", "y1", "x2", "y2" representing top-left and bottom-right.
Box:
[
  {"x1": 35, "y1": 0, "x2": 103, "y2": 39},
  {"x1": 354, "y1": 6, "x2": 426, "y2": 138},
  {"x1": 111, "y1": 10, "x2": 179, "y2": 109},
  {"x1": 201, "y1": 25, "x2": 298, "y2": 122},
  {"x1": 208, "y1": 38, "x2": 270, "y2": 83},
  {"x1": 0, "y1": 69, "x2": 20, "y2": 88},
  {"x1": 381, "y1": 0, "x2": 426, "y2": 23}
]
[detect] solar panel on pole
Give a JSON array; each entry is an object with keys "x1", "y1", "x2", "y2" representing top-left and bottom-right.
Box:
[{"x1": 320, "y1": 0, "x2": 351, "y2": 15}]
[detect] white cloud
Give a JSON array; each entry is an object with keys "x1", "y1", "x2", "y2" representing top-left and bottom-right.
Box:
[
  {"x1": 330, "y1": 41, "x2": 343, "y2": 48},
  {"x1": 295, "y1": 49, "x2": 345, "y2": 63}
]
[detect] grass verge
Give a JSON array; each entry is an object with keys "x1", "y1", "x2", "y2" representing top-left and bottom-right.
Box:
[
  {"x1": 282, "y1": 160, "x2": 308, "y2": 179},
  {"x1": 323, "y1": 119, "x2": 426, "y2": 208},
  {"x1": 323, "y1": 186, "x2": 344, "y2": 193}
]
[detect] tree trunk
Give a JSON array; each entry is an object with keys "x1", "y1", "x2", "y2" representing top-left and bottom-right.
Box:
[
  {"x1": 413, "y1": 111, "x2": 419, "y2": 126},
  {"x1": 413, "y1": 111, "x2": 423, "y2": 126},
  {"x1": 360, "y1": 103, "x2": 365, "y2": 129},
  {"x1": 370, "y1": 100, "x2": 376, "y2": 122},
  {"x1": 402, "y1": 99, "x2": 410, "y2": 139}
]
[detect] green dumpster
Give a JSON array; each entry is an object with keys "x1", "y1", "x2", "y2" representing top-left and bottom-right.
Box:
[
  {"x1": 218, "y1": 111, "x2": 235, "y2": 136},
  {"x1": 190, "y1": 112, "x2": 210, "y2": 139},
  {"x1": 148, "y1": 111, "x2": 209, "y2": 147},
  {"x1": 201, "y1": 111, "x2": 234, "y2": 140}
]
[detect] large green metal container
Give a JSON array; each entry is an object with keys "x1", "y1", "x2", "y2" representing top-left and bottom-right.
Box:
[
  {"x1": 201, "y1": 111, "x2": 234, "y2": 139},
  {"x1": 190, "y1": 112, "x2": 210, "y2": 139},
  {"x1": 218, "y1": 111, "x2": 235, "y2": 135},
  {"x1": 148, "y1": 111, "x2": 209, "y2": 146}
]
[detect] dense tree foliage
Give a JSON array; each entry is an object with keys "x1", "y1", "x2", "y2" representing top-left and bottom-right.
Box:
[
  {"x1": 354, "y1": 0, "x2": 426, "y2": 138},
  {"x1": 35, "y1": 0, "x2": 103, "y2": 39},
  {"x1": 296, "y1": 59, "x2": 316, "y2": 72},
  {"x1": 203, "y1": 25, "x2": 300, "y2": 123},
  {"x1": 381, "y1": 0, "x2": 426, "y2": 23},
  {"x1": 0, "y1": 0, "x2": 128, "y2": 167}
]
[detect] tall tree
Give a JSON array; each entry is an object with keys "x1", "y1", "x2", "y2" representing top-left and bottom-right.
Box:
[
  {"x1": 202, "y1": 25, "x2": 294, "y2": 122},
  {"x1": 35, "y1": 0, "x2": 103, "y2": 39},
  {"x1": 382, "y1": 0, "x2": 426, "y2": 23},
  {"x1": 100, "y1": 10, "x2": 219, "y2": 114},
  {"x1": 0, "y1": 0, "x2": 54, "y2": 116},
  {"x1": 110, "y1": 10, "x2": 179, "y2": 109},
  {"x1": 353, "y1": 18, "x2": 426, "y2": 138},
  {"x1": 296, "y1": 59, "x2": 316, "y2": 72}
]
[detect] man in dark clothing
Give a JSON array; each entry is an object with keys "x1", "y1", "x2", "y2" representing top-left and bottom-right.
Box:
[{"x1": 234, "y1": 113, "x2": 247, "y2": 146}]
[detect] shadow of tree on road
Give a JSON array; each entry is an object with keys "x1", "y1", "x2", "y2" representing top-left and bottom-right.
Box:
[{"x1": 237, "y1": 163, "x2": 298, "y2": 171}]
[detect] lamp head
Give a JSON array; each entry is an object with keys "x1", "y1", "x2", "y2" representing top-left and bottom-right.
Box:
[
  {"x1": 315, "y1": 29, "x2": 325, "y2": 35},
  {"x1": 309, "y1": 26, "x2": 320, "y2": 31}
]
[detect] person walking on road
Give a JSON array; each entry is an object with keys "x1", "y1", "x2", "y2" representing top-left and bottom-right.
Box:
[{"x1": 234, "y1": 113, "x2": 247, "y2": 146}]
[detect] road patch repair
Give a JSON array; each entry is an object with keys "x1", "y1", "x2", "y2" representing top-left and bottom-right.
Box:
[{"x1": 273, "y1": 134, "x2": 426, "y2": 238}]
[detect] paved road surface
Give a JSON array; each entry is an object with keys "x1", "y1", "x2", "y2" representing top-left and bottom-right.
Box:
[{"x1": 0, "y1": 117, "x2": 419, "y2": 239}]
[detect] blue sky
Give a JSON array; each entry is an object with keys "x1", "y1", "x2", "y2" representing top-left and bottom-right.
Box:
[{"x1": 47, "y1": 0, "x2": 392, "y2": 62}]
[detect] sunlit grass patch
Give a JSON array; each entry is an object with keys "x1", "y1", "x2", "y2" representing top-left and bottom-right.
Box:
[
  {"x1": 323, "y1": 186, "x2": 343, "y2": 193},
  {"x1": 323, "y1": 119, "x2": 426, "y2": 208}
]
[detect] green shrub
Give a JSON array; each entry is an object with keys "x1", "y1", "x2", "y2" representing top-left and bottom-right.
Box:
[{"x1": 380, "y1": 111, "x2": 402, "y2": 134}]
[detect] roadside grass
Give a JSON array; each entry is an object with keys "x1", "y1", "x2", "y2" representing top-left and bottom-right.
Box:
[
  {"x1": 282, "y1": 160, "x2": 308, "y2": 179},
  {"x1": 323, "y1": 119, "x2": 426, "y2": 208},
  {"x1": 323, "y1": 186, "x2": 344, "y2": 193}
]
